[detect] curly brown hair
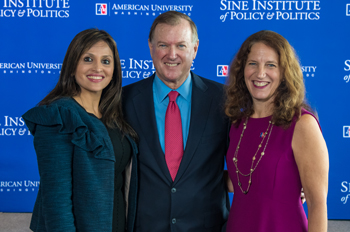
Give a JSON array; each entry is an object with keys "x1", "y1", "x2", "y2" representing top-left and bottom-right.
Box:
[{"x1": 225, "y1": 30, "x2": 313, "y2": 128}]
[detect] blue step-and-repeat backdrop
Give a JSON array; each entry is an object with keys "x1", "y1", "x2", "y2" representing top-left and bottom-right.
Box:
[{"x1": 0, "y1": 0, "x2": 349, "y2": 219}]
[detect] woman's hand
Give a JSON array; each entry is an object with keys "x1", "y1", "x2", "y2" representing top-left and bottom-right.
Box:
[{"x1": 224, "y1": 170, "x2": 234, "y2": 193}]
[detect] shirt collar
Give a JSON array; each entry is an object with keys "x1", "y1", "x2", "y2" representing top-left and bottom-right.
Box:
[{"x1": 153, "y1": 73, "x2": 192, "y2": 103}]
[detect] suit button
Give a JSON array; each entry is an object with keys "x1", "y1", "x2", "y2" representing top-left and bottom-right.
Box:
[
  {"x1": 171, "y1": 188, "x2": 176, "y2": 193},
  {"x1": 172, "y1": 218, "x2": 176, "y2": 224}
]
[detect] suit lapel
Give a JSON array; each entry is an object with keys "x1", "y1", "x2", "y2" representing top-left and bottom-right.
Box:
[
  {"x1": 132, "y1": 75, "x2": 173, "y2": 183},
  {"x1": 174, "y1": 73, "x2": 212, "y2": 184}
]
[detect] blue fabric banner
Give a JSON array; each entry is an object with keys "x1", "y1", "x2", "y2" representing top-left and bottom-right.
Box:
[{"x1": 0, "y1": 0, "x2": 349, "y2": 219}]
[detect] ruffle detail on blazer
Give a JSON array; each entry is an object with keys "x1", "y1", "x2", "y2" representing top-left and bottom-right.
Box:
[{"x1": 23, "y1": 99, "x2": 113, "y2": 160}]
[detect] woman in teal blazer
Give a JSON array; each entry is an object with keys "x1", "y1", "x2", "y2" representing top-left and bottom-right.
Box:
[{"x1": 23, "y1": 29, "x2": 138, "y2": 232}]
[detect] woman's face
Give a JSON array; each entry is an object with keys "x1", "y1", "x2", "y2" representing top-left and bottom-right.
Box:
[
  {"x1": 244, "y1": 42, "x2": 281, "y2": 106},
  {"x1": 74, "y1": 40, "x2": 114, "y2": 96}
]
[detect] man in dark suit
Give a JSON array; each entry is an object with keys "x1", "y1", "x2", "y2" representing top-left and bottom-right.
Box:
[{"x1": 123, "y1": 11, "x2": 230, "y2": 232}]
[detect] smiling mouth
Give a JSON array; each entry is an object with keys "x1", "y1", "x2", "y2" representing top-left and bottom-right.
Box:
[
  {"x1": 253, "y1": 81, "x2": 268, "y2": 87},
  {"x1": 165, "y1": 63, "x2": 178, "y2": 67},
  {"x1": 87, "y1": 76, "x2": 103, "y2": 80}
]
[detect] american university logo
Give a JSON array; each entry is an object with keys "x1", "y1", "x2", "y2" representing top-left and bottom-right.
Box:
[
  {"x1": 95, "y1": 3, "x2": 193, "y2": 17},
  {"x1": 217, "y1": 65, "x2": 228, "y2": 77},
  {"x1": 0, "y1": 180, "x2": 39, "y2": 193},
  {"x1": 0, "y1": 62, "x2": 62, "y2": 75},
  {"x1": 302, "y1": 66, "x2": 317, "y2": 77},
  {"x1": 347, "y1": 4, "x2": 350, "y2": 16},
  {"x1": 344, "y1": 126, "x2": 350, "y2": 138},
  {"x1": 96, "y1": 3, "x2": 107, "y2": 15}
]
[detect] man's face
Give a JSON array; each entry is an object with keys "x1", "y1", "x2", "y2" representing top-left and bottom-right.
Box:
[{"x1": 149, "y1": 19, "x2": 199, "y2": 89}]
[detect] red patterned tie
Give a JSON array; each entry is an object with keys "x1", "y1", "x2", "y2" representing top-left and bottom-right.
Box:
[{"x1": 165, "y1": 91, "x2": 183, "y2": 181}]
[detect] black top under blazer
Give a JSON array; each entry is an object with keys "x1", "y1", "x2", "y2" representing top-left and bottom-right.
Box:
[{"x1": 123, "y1": 72, "x2": 230, "y2": 232}]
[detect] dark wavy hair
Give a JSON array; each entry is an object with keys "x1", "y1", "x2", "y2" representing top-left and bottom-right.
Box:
[
  {"x1": 149, "y1": 11, "x2": 198, "y2": 43},
  {"x1": 225, "y1": 30, "x2": 313, "y2": 127},
  {"x1": 40, "y1": 28, "x2": 137, "y2": 138}
]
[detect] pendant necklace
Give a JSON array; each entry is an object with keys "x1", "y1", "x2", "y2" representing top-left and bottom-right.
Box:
[{"x1": 232, "y1": 117, "x2": 274, "y2": 194}]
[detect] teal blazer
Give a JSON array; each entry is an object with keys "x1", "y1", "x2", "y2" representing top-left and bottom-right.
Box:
[{"x1": 23, "y1": 97, "x2": 138, "y2": 232}]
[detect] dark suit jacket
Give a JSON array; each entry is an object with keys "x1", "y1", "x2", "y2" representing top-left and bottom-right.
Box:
[{"x1": 123, "y1": 72, "x2": 230, "y2": 232}]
